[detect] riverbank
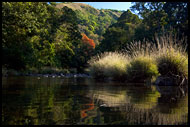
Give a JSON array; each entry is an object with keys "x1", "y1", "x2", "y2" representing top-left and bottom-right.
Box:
[{"x1": 2, "y1": 67, "x2": 91, "y2": 78}]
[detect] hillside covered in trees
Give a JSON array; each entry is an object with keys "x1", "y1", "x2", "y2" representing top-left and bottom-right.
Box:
[
  {"x1": 55, "y1": 2, "x2": 123, "y2": 45},
  {"x1": 2, "y1": 2, "x2": 188, "y2": 74}
]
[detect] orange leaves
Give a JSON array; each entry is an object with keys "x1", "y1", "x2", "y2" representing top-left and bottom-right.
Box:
[{"x1": 81, "y1": 33, "x2": 95, "y2": 49}]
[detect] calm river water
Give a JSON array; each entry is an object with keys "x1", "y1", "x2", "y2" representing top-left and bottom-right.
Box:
[{"x1": 2, "y1": 76, "x2": 188, "y2": 125}]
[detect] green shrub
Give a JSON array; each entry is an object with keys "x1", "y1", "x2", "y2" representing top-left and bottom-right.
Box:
[
  {"x1": 126, "y1": 56, "x2": 159, "y2": 82},
  {"x1": 88, "y1": 52, "x2": 129, "y2": 80}
]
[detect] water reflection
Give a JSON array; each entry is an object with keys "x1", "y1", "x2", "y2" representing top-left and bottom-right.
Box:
[
  {"x1": 2, "y1": 77, "x2": 188, "y2": 125},
  {"x1": 127, "y1": 85, "x2": 160, "y2": 110},
  {"x1": 156, "y1": 85, "x2": 188, "y2": 116}
]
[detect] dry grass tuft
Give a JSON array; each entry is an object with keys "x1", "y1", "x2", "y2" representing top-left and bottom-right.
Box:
[
  {"x1": 88, "y1": 52, "x2": 129, "y2": 80},
  {"x1": 88, "y1": 33, "x2": 188, "y2": 82}
]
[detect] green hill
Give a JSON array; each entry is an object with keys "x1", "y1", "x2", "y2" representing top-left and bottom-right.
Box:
[{"x1": 55, "y1": 2, "x2": 123, "y2": 44}]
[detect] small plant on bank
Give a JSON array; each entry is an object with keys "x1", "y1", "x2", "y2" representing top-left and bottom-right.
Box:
[{"x1": 88, "y1": 52, "x2": 129, "y2": 80}]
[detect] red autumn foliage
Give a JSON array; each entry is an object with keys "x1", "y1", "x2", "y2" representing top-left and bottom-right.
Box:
[{"x1": 81, "y1": 33, "x2": 95, "y2": 49}]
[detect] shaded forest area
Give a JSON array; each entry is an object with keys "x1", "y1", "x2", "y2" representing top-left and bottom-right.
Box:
[{"x1": 2, "y1": 2, "x2": 188, "y2": 74}]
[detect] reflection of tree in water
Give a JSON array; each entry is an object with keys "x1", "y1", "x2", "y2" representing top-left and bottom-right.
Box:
[
  {"x1": 2, "y1": 77, "x2": 82, "y2": 125},
  {"x1": 23, "y1": 77, "x2": 71, "y2": 125},
  {"x1": 2, "y1": 77, "x2": 38, "y2": 125},
  {"x1": 52, "y1": 97, "x2": 81, "y2": 125},
  {"x1": 2, "y1": 77, "x2": 188, "y2": 125},
  {"x1": 51, "y1": 83, "x2": 82, "y2": 125},
  {"x1": 127, "y1": 85, "x2": 160, "y2": 109}
]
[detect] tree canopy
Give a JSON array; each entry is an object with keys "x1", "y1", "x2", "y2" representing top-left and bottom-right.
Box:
[{"x1": 2, "y1": 2, "x2": 188, "y2": 72}]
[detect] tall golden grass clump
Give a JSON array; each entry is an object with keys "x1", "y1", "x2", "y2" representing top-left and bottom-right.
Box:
[
  {"x1": 88, "y1": 32, "x2": 188, "y2": 83},
  {"x1": 154, "y1": 33, "x2": 188, "y2": 79},
  {"x1": 125, "y1": 40, "x2": 159, "y2": 82},
  {"x1": 88, "y1": 52, "x2": 129, "y2": 80},
  {"x1": 125, "y1": 40, "x2": 157, "y2": 59},
  {"x1": 125, "y1": 33, "x2": 188, "y2": 83}
]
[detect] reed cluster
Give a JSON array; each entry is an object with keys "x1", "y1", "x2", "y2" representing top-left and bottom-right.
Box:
[
  {"x1": 88, "y1": 33, "x2": 188, "y2": 83},
  {"x1": 88, "y1": 52, "x2": 129, "y2": 80}
]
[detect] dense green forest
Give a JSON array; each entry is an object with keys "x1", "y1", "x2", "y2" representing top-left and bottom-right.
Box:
[{"x1": 2, "y1": 2, "x2": 188, "y2": 73}]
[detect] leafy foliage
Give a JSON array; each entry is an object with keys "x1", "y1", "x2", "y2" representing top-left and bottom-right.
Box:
[
  {"x1": 130, "y1": 2, "x2": 188, "y2": 41},
  {"x1": 62, "y1": 3, "x2": 123, "y2": 45},
  {"x1": 98, "y1": 10, "x2": 141, "y2": 52},
  {"x1": 2, "y1": 2, "x2": 90, "y2": 72},
  {"x1": 2, "y1": 2, "x2": 188, "y2": 74},
  {"x1": 81, "y1": 33, "x2": 95, "y2": 49},
  {"x1": 2, "y1": 2, "x2": 51, "y2": 70}
]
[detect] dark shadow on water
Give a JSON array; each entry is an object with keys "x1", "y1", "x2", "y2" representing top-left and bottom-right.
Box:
[{"x1": 155, "y1": 85, "x2": 188, "y2": 115}]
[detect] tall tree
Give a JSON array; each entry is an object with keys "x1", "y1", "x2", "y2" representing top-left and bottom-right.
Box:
[
  {"x1": 130, "y1": 2, "x2": 188, "y2": 41},
  {"x1": 98, "y1": 10, "x2": 141, "y2": 52},
  {"x1": 163, "y1": 2, "x2": 188, "y2": 37},
  {"x1": 2, "y1": 2, "x2": 51, "y2": 69},
  {"x1": 53, "y1": 6, "x2": 83, "y2": 68}
]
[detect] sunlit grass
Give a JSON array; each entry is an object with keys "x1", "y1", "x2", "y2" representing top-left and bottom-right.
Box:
[
  {"x1": 154, "y1": 33, "x2": 188, "y2": 78},
  {"x1": 126, "y1": 56, "x2": 159, "y2": 82},
  {"x1": 88, "y1": 52, "x2": 129, "y2": 80},
  {"x1": 88, "y1": 33, "x2": 188, "y2": 82},
  {"x1": 125, "y1": 33, "x2": 188, "y2": 82}
]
